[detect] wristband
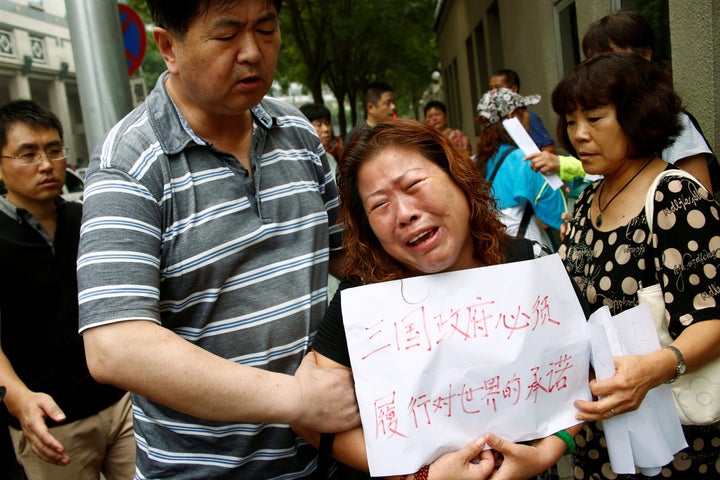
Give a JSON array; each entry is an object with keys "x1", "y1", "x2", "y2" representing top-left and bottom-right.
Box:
[{"x1": 554, "y1": 430, "x2": 576, "y2": 455}]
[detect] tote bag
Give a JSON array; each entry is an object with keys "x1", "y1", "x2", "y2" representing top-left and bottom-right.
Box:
[{"x1": 637, "y1": 168, "x2": 720, "y2": 425}]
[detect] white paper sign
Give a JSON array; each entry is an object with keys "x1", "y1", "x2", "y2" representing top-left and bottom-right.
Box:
[
  {"x1": 588, "y1": 304, "x2": 687, "y2": 476},
  {"x1": 502, "y1": 117, "x2": 564, "y2": 190},
  {"x1": 342, "y1": 254, "x2": 591, "y2": 476}
]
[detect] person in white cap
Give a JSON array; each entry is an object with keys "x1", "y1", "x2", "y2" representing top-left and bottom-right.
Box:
[{"x1": 474, "y1": 88, "x2": 567, "y2": 250}]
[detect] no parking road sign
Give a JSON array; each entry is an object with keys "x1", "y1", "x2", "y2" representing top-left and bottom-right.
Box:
[{"x1": 118, "y1": 4, "x2": 146, "y2": 76}]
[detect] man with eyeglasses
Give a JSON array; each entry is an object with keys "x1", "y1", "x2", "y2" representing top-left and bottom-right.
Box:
[{"x1": 0, "y1": 99, "x2": 135, "y2": 480}]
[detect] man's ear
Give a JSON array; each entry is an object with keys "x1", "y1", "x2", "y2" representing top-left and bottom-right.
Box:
[{"x1": 153, "y1": 27, "x2": 179, "y2": 74}]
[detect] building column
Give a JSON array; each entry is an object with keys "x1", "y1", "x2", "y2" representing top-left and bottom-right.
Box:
[
  {"x1": 48, "y1": 78, "x2": 77, "y2": 166},
  {"x1": 669, "y1": 0, "x2": 719, "y2": 153},
  {"x1": 9, "y1": 72, "x2": 30, "y2": 99}
]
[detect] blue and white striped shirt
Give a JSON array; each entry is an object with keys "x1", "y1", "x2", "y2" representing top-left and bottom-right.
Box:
[{"x1": 77, "y1": 72, "x2": 341, "y2": 479}]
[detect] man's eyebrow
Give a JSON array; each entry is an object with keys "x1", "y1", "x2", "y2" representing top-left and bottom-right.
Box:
[
  {"x1": 212, "y1": 11, "x2": 278, "y2": 30},
  {"x1": 15, "y1": 139, "x2": 62, "y2": 150},
  {"x1": 256, "y1": 10, "x2": 279, "y2": 24}
]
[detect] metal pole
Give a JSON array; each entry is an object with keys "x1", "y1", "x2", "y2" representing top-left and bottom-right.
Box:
[{"x1": 65, "y1": 0, "x2": 133, "y2": 154}]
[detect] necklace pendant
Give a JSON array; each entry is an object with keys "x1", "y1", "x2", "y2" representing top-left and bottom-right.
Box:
[{"x1": 596, "y1": 214, "x2": 602, "y2": 226}]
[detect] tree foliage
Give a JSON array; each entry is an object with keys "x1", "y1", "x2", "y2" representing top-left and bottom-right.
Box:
[
  {"x1": 124, "y1": 0, "x2": 439, "y2": 137},
  {"x1": 279, "y1": 0, "x2": 438, "y2": 136}
]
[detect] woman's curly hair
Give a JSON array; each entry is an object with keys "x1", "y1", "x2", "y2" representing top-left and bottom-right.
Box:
[
  {"x1": 473, "y1": 120, "x2": 516, "y2": 177},
  {"x1": 338, "y1": 118, "x2": 508, "y2": 284}
]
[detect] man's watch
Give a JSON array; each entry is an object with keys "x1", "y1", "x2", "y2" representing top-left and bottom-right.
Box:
[{"x1": 664, "y1": 345, "x2": 686, "y2": 383}]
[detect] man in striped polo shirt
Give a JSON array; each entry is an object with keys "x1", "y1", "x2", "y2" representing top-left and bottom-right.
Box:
[{"x1": 76, "y1": 0, "x2": 359, "y2": 478}]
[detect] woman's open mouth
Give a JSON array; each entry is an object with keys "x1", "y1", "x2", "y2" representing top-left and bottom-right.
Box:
[{"x1": 408, "y1": 228, "x2": 438, "y2": 246}]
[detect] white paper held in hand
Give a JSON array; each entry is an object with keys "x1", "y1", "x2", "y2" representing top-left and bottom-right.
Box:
[{"x1": 502, "y1": 117, "x2": 563, "y2": 190}]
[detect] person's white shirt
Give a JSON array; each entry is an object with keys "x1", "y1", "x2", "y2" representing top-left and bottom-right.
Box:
[
  {"x1": 499, "y1": 204, "x2": 554, "y2": 249},
  {"x1": 663, "y1": 112, "x2": 712, "y2": 163}
]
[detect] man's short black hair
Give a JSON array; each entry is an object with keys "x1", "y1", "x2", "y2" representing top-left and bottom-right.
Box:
[
  {"x1": 493, "y1": 69, "x2": 520, "y2": 91},
  {"x1": 363, "y1": 81, "x2": 394, "y2": 107},
  {"x1": 146, "y1": 0, "x2": 282, "y2": 38},
  {"x1": 0, "y1": 99, "x2": 63, "y2": 151}
]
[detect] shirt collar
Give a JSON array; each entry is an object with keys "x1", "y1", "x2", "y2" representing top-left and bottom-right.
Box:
[
  {"x1": 147, "y1": 71, "x2": 275, "y2": 157},
  {"x1": 0, "y1": 194, "x2": 64, "y2": 222}
]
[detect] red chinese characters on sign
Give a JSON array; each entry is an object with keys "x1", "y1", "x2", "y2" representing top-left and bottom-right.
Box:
[
  {"x1": 375, "y1": 353, "x2": 574, "y2": 438},
  {"x1": 374, "y1": 392, "x2": 407, "y2": 439},
  {"x1": 343, "y1": 255, "x2": 592, "y2": 477},
  {"x1": 360, "y1": 294, "x2": 559, "y2": 360}
]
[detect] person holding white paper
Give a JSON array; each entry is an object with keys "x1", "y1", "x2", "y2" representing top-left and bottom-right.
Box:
[
  {"x1": 554, "y1": 52, "x2": 720, "y2": 479},
  {"x1": 474, "y1": 88, "x2": 567, "y2": 251},
  {"x1": 294, "y1": 119, "x2": 585, "y2": 480}
]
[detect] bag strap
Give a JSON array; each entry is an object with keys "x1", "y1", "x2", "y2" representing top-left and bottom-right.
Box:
[
  {"x1": 641, "y1": 168, "x2": 700, "y2": 295},
  {"x1": 504, "y1": 236, "x2": 536, "y2": 262},
  {"x1": 487, "y1": 146, "x2": 518, "y2": 183},
  {"x1": 517, "y1": 202, "x2": 534, "y2": 238},
  {"x1": 644, "y1": 168, "x2": 703, "y2": 240}
]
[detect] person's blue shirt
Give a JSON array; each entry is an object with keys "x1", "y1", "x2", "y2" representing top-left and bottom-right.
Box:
[
  {"x1": 528, "y1": 110, "x2": 553, "y2": 149},
  {"x1": 485, "y1": 143, "x2": 565, "y2": 232}
]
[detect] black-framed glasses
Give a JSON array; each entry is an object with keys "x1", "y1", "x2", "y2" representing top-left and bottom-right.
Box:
[{"x1": 0, "y1": 147, "x2": 70, "y2": 166}]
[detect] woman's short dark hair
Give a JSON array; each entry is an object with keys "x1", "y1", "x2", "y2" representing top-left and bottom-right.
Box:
[
  {"x1": 423, "y1": 100, "x2": 447, "y2": 116},
  {"x1": 582, "y1": 10, "x2": 654, "y2": 59},
  {"x1": 147, "y1": 0, "x2": 282, "y2": 38},
  {"x1": 299, "y1": 103, "x2": 331, "y2": 123},
  {"x1": 339, "y1": 119, "x2": 507, "y2": 283},
  {"x1": 551, "y1": 52, "x2": 682, "y2": 159}
]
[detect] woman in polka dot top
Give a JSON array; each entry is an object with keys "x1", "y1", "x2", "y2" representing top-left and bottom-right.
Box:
[{"x1": 553, "y1": 52, "x2": 720, "y2": 480}]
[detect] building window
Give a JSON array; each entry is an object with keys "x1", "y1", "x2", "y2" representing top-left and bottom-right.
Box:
[
  {"x1": 30, "y1": 37, "x2": 47, "y2": 63},
  {"x1": 485, "y1": 1, "x2": 503, "y2": 73},
  {"x1": 464, "y1": 35, "x2": 477, "y2": 131},
  {"x1": 28, "y1": 0, "x2": 44, "y2": 10},
  {"x1": 619, "y1": 0, "x2": 671, "y2": 71},
  {"x1": 473, "y1": 22, "x2": 489, "y2": 96},
  {"x1": 0, "y1": 30, "x2": 16, "y2": 58},
  {"x1": 554, "y1": 0, "x2": 580, "y2": 76}
]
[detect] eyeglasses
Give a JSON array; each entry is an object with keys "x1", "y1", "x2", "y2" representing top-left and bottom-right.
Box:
[{"x1": 0, "y1": 147, "x2": 70, "y2": 166}]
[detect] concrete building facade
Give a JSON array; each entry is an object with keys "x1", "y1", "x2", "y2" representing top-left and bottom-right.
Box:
[
  {"x1": 434, "y1": 0, "x2": 719, "y2": 156},
  {"x1": 0, "y1": 0, "x2": 89, "y2": 165}
]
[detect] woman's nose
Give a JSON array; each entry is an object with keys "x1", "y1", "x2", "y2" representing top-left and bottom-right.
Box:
[{"x1": 396, "y1": 196, "x2": 419, "y2": 226}]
